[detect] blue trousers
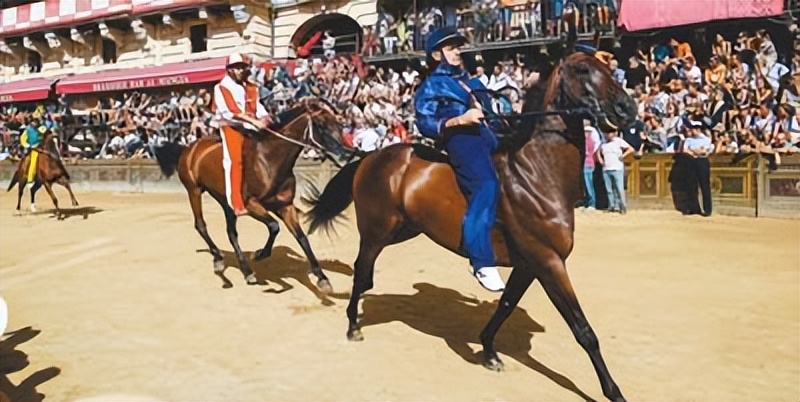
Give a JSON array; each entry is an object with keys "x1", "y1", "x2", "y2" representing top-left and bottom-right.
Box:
[
  {"x1": 445, "y1": 134, "x2": 499, "y2": 270},
  {"x1": 603, "y1": 169, "x2": 626, "y2": 211}
]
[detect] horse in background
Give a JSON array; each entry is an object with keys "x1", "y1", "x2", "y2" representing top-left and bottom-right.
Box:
[
  {"x1": 155, "y1": 97, "x2": 349, "y2": 290},
  {"x1": 6, "y1": 131, "x2": 79, "y2": 220},
  {"x1": 304, "y1": 49, "x2": 637, "y2": 401}
]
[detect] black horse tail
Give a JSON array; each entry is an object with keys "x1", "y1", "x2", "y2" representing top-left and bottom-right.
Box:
[
  {"x1": 303, "y1": 159, "x2": 363, "y2": 235},
  {"x1": 6, "y1": 169, "x2": 19, "y2": 192},
  {"x1": 154, "y1": 142, "x2": 186, "y2": 178}
]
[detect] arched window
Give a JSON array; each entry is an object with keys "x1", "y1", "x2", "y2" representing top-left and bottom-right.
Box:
[{"x1": 27, "y1": 51, "x2": 41, "y2": 73}]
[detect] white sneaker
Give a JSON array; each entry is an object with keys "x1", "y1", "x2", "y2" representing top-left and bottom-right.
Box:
[{"x1": 473, "y1": 266, "x2": 505, "y2": 292}]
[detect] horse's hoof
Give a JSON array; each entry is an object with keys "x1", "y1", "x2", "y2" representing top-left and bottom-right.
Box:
[
  {"x1": 482, "y1": 355, "x2": 505, "y2": 372},
  {"x1": 317, "y1": 278, "x2": 333, "y2": 294},
  {"x1": 222, "y1": 282, "x2": 233, "y2": 289},
  {"x1": 13, "y1": 210, "x2": 21, "y2": 217},
  {"x1": 29, "y1": 205, "x2": 37, "y2": 213},
  {"x1": 347, "y1": 328, "x2": 364, "y2": 342},
  {"x1": 253, "y1": 248, "x2": 270, "y2": 261},
  {"x1": 213, "y1": 259, "x2": 225, "y2": 274},
  {"x1": 245, "y1": 273, "x2": 258, "y2": 285}
]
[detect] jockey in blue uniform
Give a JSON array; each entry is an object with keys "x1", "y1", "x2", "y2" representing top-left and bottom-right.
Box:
[{"x1": 414, "y1": 26, "x2": 505, "y2": 293}]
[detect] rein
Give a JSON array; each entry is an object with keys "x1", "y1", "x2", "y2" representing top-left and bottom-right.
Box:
[{"x1": 257, "y1": 107, "x2": 349, "y2": 168}]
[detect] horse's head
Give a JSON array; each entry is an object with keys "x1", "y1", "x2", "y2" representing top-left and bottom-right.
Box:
[
  {"x1": 297, "y1": 96, "x2": 350, "y2": 163},
  {"x1": 545, "y1": 52, "x2": 637, "y2": 131}
]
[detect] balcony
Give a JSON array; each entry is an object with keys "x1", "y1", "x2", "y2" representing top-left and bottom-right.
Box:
[
  {"x1": 270, "y1": 0, "x2": 318, "y2": 9},
  {"x1": 363, "y1": 1, "x2": 617, "y2": 63}
]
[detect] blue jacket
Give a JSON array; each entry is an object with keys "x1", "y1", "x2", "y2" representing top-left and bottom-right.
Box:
[{"x1": 414, "y1": 63, "x2": 498, "y2": 152}]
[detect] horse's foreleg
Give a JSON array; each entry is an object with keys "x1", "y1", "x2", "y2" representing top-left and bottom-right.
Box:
[
  {"x1": 188, "y1": 189, "x2": 230, "y2": 288},
  {"x1": 479, "y1": 263, "x2": 535, "y2": 371},
  {"x1": 539, "y1": 261, "x2": 625, "y2": 402},
  {"x1": 221, "y1": 204, "x2": 257, "y2": 285},
  {"x1": 276, "y1": 204, "x2": 331, "y2": 294},
  {"x1": 347, "y1": 237, "x2": 385, "y2": 342},
  {"x1": 248, "y1": 203, "x2": 280, "y2": 261},
  {"x1": 57, "y1": 177, "x2": 79, "y2": 206},
  {"x1": 41, "y1": 182, "x2": 63, "y2": 220}
]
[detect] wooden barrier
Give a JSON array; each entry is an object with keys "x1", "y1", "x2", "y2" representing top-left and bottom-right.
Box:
[
  {"x1": 0, "y1": 158, "x2": 337, "y2": 196},
  {"x1": 623, "y1": 153, "x2": 799, "y2": 219},
  {"x1": 2, "y1": 154, "x2": 797, "y2": 219}
]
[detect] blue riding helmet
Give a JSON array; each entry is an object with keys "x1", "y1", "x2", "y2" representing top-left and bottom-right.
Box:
[{"x1": 425, "y1": 26, "x2": 468, "y2": 58}]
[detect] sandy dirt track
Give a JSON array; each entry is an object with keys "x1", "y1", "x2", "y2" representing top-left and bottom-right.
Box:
[{"x1": 0, "y1": 190, "x2": 798, "y2": 402}]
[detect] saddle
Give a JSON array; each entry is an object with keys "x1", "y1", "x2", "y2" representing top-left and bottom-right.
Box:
[{"x1": 410, "y1": 143, "x2": 450, "y2": 164}]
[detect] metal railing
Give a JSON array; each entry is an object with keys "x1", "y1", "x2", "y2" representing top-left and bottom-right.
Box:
[{"x1": 366, "y1": 1, "x2": 616, "y2": 58}]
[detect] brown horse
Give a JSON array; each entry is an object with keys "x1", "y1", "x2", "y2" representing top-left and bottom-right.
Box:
[
  {"x1": 305, "y1": 52, "x2": 637, "y2": 401},
  {"x1": 154, "y1": 97, "x2": 348, "y2": 290},
  {"x1": 6, "y1": 132, "x2": 80, "y2": 219}
]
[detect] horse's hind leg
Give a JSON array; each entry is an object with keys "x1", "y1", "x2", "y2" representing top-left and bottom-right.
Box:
[
  {"x1": 275, "y1": 204, "x2": 331, "y2": 293},
  {"x1": 41, "y1": 182, "x2": 63, "y2": 220},
  {"x1": 220, "y1": 204, "x2": 258, "y2": 285},
  {"x1": 346, "y1": 236, "x2": 387, "y2": 341},
  {"x1": 14, "y1": 180, "x2": 26, "y2": 215},
  {"x1": 57, "y1": 177, "x2": 79, "y2": 206},
  {"x1": 188, "y1": 189, "x2": 229, "y2": 288},
  {"x1": 538, "y1": 260, "x2": 625, "y2": 402}
]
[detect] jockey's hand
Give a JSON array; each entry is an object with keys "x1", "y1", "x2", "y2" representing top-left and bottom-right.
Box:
[{"x1": 457, "y1": 108, "x2": 485, "y2": 126}]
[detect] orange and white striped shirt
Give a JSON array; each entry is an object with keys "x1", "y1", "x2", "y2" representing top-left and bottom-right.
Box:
[{"x1": 213, "y1": 75, "x2": 267, "y2": 127}]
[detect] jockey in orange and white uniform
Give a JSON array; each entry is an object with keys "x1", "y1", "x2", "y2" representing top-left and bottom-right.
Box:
[{"x1": 213, "y1": 53, "x2": 270, "y2": 216}]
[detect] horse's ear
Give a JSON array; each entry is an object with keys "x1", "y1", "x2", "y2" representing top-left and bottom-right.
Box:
[{"x1": 564, "y1": 16, "x2": 578, "y2": 55}]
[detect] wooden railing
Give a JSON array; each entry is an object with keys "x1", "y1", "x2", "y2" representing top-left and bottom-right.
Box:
[
  {"x1": 624, "y1": 153, "x2": 799, "y2": 218},
  {"x1": 1, "y1": 154, "x2": 797, "y2": 218}
]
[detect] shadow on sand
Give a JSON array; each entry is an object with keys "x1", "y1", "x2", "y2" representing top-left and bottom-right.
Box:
[
  {"x1": 0, "y1": 327, "x2": 61, "y2": 402},
  {"x1": 359, "y1": 283, "x2": 596, "y2": 401},
  {"x1": 30, "y1": 206, "x2": 103, "y2": 220},
  {"x1": 198, "y1": 245, "x2": 353, "y2": 306}
]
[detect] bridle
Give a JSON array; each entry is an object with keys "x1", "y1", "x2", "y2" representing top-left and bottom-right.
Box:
[{"x1": 258, "y1": 99, "x2": 350, "y2": 168}]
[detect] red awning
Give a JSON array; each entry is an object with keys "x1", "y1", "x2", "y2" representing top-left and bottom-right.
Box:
[
  {"x1": 0, "y1": 77, "x2": 54, "y2": 104},
  {"x1": 131, "y1": 0, "x2": 225, "y2": 16},
  {"x1": 617, "y1": 0, "x2": 785, "y2": 32},
  {"x1": 56, "y1": 57, "x2": 228, "y2": 95}
]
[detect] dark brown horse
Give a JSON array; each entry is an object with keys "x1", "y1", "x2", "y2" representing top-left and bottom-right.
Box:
[
  {"x1": 7, "y1": 132, "x2": 80, "y2": 219},
  {"x1": 154, "y1": 97, "x2": 348, "y2": 290},
  {"x1": 305, "y1": 52, "x2": 637, "y2": 401}
]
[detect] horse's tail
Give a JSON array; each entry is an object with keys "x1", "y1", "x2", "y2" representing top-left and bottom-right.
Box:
[
  {"x1": 6, "y1": 169, "x2": 19, "y2": 192},
  {"x1": 302, "y1": 159, "x2": 363, "y2": 235},
  {"x1": 153, "y1": 142, "x2": 186, "y2": 178}
]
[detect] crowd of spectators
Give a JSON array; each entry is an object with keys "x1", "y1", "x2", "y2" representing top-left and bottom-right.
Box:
[
  {"x1": 0, "y1": 89, "x2": 214, "y2": 162},
  {"x1": 2, "y1": 24, "x2": 798, "y2": 167},
  {"x1": 609, "y1": 29, "x2": 800, "y2": 164}
]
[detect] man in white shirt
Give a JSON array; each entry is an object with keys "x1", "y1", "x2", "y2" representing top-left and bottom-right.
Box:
[
  {"x1": 353, "y1": 123, "x2": 380, "y2": 152},
  {"x1": 474, "y1": 66, "x2": 489, "y2": 86},
  {"x1": 402, "y1": 65, "x2": 419, "y2": 85},
  {"x1": 322, "y1": 31, "x2": 336, "y2": 59},
  {"x1": 682, "y1": 56, "x2": 703, "y2": 86},
  {"x1": 487, "y1": 63, "x2": 519, "y2": 92},
  {"x1": 596, "y1": 130, "x2": 634, "y2": 213}
]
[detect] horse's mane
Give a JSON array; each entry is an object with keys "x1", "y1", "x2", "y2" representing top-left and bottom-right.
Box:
[
  {"x1": 268, "y1": 104, "x2": 306, "y2": 131},
  {"x1": 501, "y1": 61, "x2": 559, "y2": 149}
]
